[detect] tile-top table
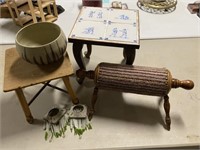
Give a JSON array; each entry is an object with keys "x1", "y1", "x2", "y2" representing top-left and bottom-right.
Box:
[{"x1": 68, "y1": 7, "x2": 140, "y2": 83}]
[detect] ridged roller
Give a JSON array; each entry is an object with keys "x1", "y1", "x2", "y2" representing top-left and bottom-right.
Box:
[{"x1": 95, "y1": 63, "x2": 171, "y2": 96}]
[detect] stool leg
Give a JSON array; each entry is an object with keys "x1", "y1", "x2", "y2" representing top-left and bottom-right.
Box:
[
  {"x1": 164, "y1": 95, "x2": 171, "y2": 130},
  {"x1": 52, "y1": 2, "x2": 58, "y2": 17},
  {"x1": 15, "y1": 88, "x2": 34, "y2": 124},
  {"x1": 72, "y1": 43, "x2": 85, "y2": 84},
  {"x1": 123, "y1": 47, "x2": 136, "y2": 65},
  {"x1": 84, "y1": 44, "x2": 92, "y2": 58},
  {"x1": 6, "y1": 1, "x2": 17, "y2": 24},
  {"x1": 72, "y1": 43, "x2": 85, "y2": 70},
  {"x1": 47, "y1": 5, "x2": 52, "y2": 14},
  {"x1": 89, "y1": 87, "x2": 99, "y2": 120},
  {"x1": 27, "y1": 0, "x2": 38, "y2": 23},
  {"x1": 62, "y1": 76, "x2": 79, "y2": 104},
  {"x1": 91, "y1": 87, "x2": 99, "y2": 113}
]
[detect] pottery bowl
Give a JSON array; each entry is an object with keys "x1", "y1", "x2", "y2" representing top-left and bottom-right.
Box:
[{"x1": 15, "y1": 22, "x2": 67, "y2": 65}]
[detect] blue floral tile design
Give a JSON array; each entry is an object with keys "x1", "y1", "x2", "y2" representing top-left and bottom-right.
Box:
[{"x1": 69, "y1": 7, "x2": 139, "y2": 45}]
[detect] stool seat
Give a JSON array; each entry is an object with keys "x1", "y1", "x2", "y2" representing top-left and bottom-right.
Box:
[
  {"x1": 4, "y1": 48, "x2": 73, "y2": 91},
  {"x1": 3, "y1": 48, "x2": 79, "y2": 123}
]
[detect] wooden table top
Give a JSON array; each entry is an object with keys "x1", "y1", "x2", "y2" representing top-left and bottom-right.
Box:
[
  {"x1": 3, "y1": 48, "x2": 74, "y2": 92},
  {"x1": 68, "y1": 7, "x2": 140, "y2": 48}
]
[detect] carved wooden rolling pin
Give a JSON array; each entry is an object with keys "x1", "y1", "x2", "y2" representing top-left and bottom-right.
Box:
[{"x1": 77, "y1": 63, "x2": 194, "y2": 130}]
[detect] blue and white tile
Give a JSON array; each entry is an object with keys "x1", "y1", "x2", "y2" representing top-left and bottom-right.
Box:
[
  {"x1": 105, "y1": 22, "x2": 138, "y2": 44},
  {"x1": 108, "y1": 9, "x2": 138, "y2": 24},
  {"x1": 78, "y1": 7, "x2": 109, "y2": 22},
  {"x1": 70, "y1": 20, "x2": 106, "y2": 40}
]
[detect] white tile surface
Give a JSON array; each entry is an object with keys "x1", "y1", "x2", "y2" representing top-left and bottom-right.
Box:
[
  {"x1": 106, "y1": 22, "x2": 138, "y2": 43},
  {"x1": 79, "y1": 7, "x2": 109, "y2": 22},
  {"x1": 69, "y1": 7, "x2": 139, "y2": 44},
  {"x1": 108, "y1": 8, "x2": 138, "y2": 24},
  {"x1": 0, "y1": 38, "x2": 200, "y2": 149},
  {"x1": 70, "y1": 20, "x2": 106, "y2": 39}
]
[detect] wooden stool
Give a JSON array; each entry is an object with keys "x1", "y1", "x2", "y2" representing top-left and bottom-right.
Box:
[
  {"x1": 6, "y1": 0, "x2": 58, "y2": 27},
  {"x1": 3, "y1": 48, "x2": 79, "y2": 123},
  {"x1": 6, "y1": 0, "x2": 38, "y2": 26},
  {"x1": 77, "y1": 62, "x2": 194, "y2": 130},
  {"x1": 34, "y1": 0, "x2": 58, "y2": 22}
]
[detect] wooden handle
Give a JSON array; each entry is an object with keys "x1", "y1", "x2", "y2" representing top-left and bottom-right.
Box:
[{"x1": 171, "y1": 79, "x2": 194, "y2": 90}]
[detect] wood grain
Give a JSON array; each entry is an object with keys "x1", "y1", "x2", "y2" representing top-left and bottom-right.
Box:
[{"x1": 3, "y1": 48, "x2": 74, "y2": 92}]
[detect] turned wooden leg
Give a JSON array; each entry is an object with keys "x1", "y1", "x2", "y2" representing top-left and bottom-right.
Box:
[
  {"x1": 62, "y1": 76, "x2": 79, "y2": 104},
  {"x1": 15, "y1": 88, "x2": 34, "y2": 124},
  {"x1": 76, "y1": 69, "x2": 95, "y2": 80},
  {"x1": 123, "y1": 47, "x2": 136, "y2": 65},
  {"x1": 72, "y1": 43, "x2": 85, "y2": 70},
  {"x1": 72, "y1": 43, "x2": 86, "y2": 84},
  {"x1": 89, "y1": 87, "x2": 99, "y2": 120},
  {"x1": 164, "y1": 95, "x2": 171, "y2": 130},
  {"x1": 76, "y1": 69, "x2": 86, "y2": 84},
  {"x1": 91, "y1": 87, "x2": 99, "y2": 112},
  {"x1": 84, "y1": 44, "x2": 92, "y2": 58}
]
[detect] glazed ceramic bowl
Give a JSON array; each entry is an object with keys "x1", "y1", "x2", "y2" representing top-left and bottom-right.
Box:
[{"x1": 15, "y1": 22, "x2": 67, "y2": 65}]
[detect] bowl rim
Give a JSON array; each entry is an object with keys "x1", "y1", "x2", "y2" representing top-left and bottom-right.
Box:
[{"x1": 15, "y1": 22, "x2": 63, "y2": 48}]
